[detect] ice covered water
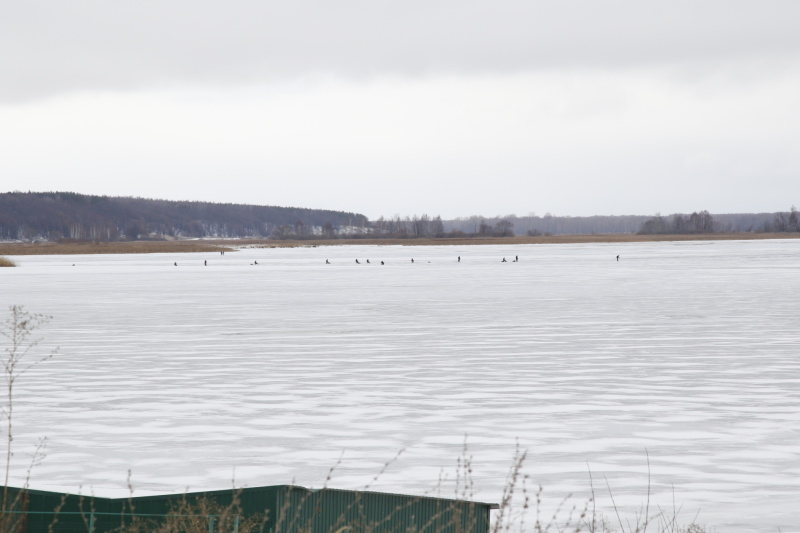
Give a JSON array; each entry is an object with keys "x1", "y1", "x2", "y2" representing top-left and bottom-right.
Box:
[{"x1": 1, "y1": 240, "x2": 799, "y2": 532}]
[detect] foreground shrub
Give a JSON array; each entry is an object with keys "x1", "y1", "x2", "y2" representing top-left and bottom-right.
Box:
[
  {"x1": 0, "y1": 257, "x2": 16, "y2": 267},
  {"x1": 111, "y1": 496, "x2": 265, "y2": 533}
]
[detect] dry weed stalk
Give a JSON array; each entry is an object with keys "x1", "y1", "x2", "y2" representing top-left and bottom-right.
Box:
[
  {"x1": 119, "y1": 494, "x2": 265, "y2": 533},
  {"x1": 0, "y1": 306, "x2": 58, "y2": 533},
  {"x1": 584, "y1": 453, "x2": 706, "y2": 533}
]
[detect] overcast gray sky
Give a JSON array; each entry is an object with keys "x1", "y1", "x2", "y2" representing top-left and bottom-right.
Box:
[{"x1": 2, "y1": 1, "x2": 799, "y2": 219}]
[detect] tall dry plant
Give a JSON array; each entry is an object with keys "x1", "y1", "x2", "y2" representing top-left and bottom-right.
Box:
[
  {"x1": 111, "y1": 495, "x2": 266, "y2": 533},
  {"x1": 0, "y1": 305, "x2": 58, "y2": 532}
]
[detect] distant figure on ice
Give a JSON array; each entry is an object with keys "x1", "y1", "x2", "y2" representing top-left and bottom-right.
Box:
[
  {"x1": 616, "y1": 255, "x2": 620, "y2": 261},
  {"x1": 515, "y1": 255, "x2": 519, "y2": 262},
  {"x1": 204, "y1": 260, "x2": 207, "y2": 266},
  {"x1": 326, "y1": 259, "x2": 330, "y2": 264},
  {"x1": 458, "y1": 256, "x2": 461, "y2": 262},
  {"x1": 254, "y1": 260, "x2": 258, "y2": 265},
  {"x1": 174, "y1": 262, "x2": 177, "y2": 266},
  {"x1": 411, "y1": 258, "x2": 414, "y2": 263},
  {"x1": 355, "y1": 259, "x2": 360, "y2": 264},
  {"x1": 502, "y1": 257, "x2": 507, "y2": 262},
  {"x1": 366, "y1": 259, "x2": 370, "y2": 264},
  {"x1": 381, "y1": 261, "x2": 384, "y2": 265}
]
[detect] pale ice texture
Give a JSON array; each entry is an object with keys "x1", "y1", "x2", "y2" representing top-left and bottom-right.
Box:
[{"x1": 1, "y1": 240, "x2": 799, "y2": 532}]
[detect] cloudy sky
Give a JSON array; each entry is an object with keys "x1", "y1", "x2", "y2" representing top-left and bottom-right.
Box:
[{"x1": 2, "y1": 1, "x2": 799, "y2": 219}]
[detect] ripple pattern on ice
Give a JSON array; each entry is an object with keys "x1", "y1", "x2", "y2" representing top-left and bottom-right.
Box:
[{"x1": 2, "y1": 240, "x2": 799, "y2": 532}]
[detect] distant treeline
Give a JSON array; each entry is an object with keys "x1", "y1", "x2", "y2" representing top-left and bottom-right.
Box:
[
  {"x1": 0, "y1": 192, "x2": 368, "y2": 241},
  {"x1": 444, "y1": 214, "x2": 644, "y2": 236},
  {"x1": 347, "y1": 211, "x2": 798, "y2": 239},
  {"x1": 442, "y1": 210, "x2": 797, "y2": 237},
  {"x1": 2, "y1": 191, "x2": 797, "y2": 242},
  {"x1": 637, "y1": 208, "x2": 800, "y2": 235},
  {"x1": 638, "y1": 210, "x2": 715, "y2": 234}
]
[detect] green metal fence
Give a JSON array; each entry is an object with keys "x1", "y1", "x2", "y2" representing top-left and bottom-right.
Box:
[
  {"x1": 2, "y1": 510, "x2": 242, "y2": 533},
  {"x1": 1, "y1": 485, "x2": 495, "y2": 533}
]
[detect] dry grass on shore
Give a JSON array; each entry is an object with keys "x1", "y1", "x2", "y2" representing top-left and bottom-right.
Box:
[
  {"x1": 0, "y1": 240, "x2": 237, "y2": 256},
  {"x1": 0, "y1": 232, "x2": 797, "y2": 256},
  {"x1": 0, "y1": 256, "x2": 17, "y2": 267}
]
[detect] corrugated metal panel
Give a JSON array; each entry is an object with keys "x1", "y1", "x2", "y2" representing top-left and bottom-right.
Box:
[
  {"x1": 273, "y1": 487, "x2": 491, "y2": 533},
  {"x1": 2, "y1": 485, "x2": 492, "y2": 533},
  {"x1": 2, "y1": 486, "x2": 112, "y2": 533}
]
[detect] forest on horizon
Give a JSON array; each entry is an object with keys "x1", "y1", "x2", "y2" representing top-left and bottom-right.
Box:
[{"x1": 0, "y1": 191, "x2": 797, "y2": 242}]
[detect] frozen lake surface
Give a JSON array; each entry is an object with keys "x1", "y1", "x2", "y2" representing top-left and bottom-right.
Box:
[{"x1": 2, "y1": 240, "x2": 799, "y2": 532}]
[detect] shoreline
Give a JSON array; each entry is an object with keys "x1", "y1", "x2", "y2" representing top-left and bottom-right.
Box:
[{"x1": 1, "y1": 232, "x2": 798, "y2": 255}]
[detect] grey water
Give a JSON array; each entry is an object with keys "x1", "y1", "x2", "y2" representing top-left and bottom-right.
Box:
[{"x1": 2, "y1": 239, "x2": 799, "y2": 532}]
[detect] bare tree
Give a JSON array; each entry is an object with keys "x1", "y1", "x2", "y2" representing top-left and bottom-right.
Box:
[
  {"x1": 271, "y1": 225, "x2": 293, "y2": 239},
  {"x1": 431, "y1": 216, "x2": 445, "y2": 237},
  {"x1": 495, "y1": 219, "x2": 515, "y2": 237},
  {"x1": 789, "y1": 206, "x2": 799, "y2": 231}
]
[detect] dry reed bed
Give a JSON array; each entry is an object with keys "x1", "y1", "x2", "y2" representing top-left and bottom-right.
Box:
[
  {"x1": 0, "y1": 232, "x2": 797, "y2": 256},
  {"x1": 0, "y1": 241, "x2": 236, "y2": 256},
  {"x1": 0, "y1": 256, "x2": 17, "y2": 267}
]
